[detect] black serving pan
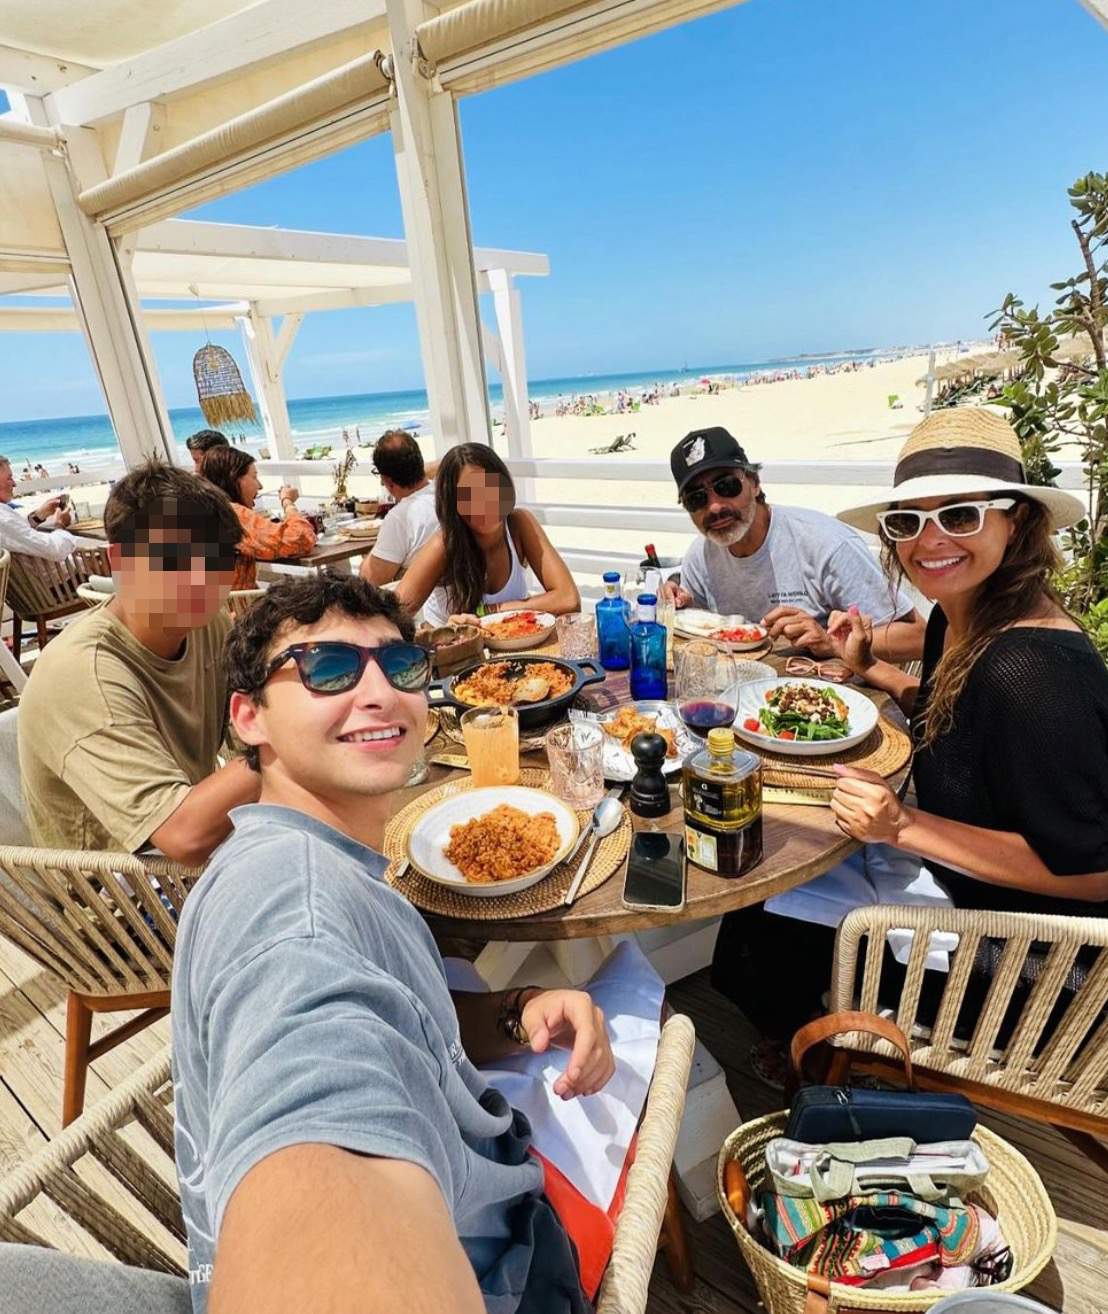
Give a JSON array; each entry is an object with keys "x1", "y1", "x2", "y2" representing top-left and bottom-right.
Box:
[{"x1": 428, "y1": 654, "x2": 605, "y2": 730}]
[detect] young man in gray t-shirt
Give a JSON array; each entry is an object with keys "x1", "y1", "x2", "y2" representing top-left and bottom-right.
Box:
[
  {"x1": 663, "y1": 427, "x2": 924, "y2": 660},
  {"x1": 172, "y1": 576, "x2": 611, "y2": 1314}
]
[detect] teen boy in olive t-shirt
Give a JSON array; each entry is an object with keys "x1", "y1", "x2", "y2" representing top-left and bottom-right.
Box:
[{"x1": 18, "y1": 463, "x2": 260, "y2": 865}]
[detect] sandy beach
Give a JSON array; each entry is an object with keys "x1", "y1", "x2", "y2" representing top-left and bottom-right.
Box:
[{"x1": 25, "y1": 350, "x2": 998, "y2": 569}]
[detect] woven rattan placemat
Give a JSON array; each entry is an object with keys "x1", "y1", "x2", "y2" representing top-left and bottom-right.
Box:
[
  {"x1": 758, "y1": 714, "x2": 912, "y2": 788},
  {"x1": 382, "y1": 768, "x2": 632, "y2": 920}
]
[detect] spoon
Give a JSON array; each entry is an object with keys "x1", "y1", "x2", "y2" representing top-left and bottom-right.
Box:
[{"x1": 563, "y1": 795, "x2": 624, "y2": 907}]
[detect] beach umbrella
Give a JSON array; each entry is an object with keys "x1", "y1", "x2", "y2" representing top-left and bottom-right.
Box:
[{"x1": 192, "y1": 344, "x2": 257, "y2": 429}]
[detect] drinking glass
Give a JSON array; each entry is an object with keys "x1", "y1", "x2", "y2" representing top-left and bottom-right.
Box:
[
  {"x1": 655, "y1": 594, "x2": 676, "y2": 669},
  {"x1": 545, "y1": 722, "x2": 605, "y2": 810},
  {"x1": 460, "y1": 706, "x2": 520, "y2": 786},
  {"x1": 676, "y1": 640, "x2": 738, "y2": 736},
  {"x1": 555, "y1": 612, "x2": 598, "y2": 660}
]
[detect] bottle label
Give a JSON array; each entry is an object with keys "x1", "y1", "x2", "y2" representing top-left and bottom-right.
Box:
[
  {"x1": 687, "y1": 776, "x2": 727, "y2": 820},
  {"x1": 685, "y1": 824, "x2": 717, "y2": 871}
]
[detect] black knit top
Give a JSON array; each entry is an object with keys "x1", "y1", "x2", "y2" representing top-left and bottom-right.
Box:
[{"x1": 912, "y1": 607, "x2": 1108, "y2": 915}]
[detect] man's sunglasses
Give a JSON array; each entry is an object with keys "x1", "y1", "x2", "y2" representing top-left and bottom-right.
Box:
[
  {"x1": 876, "y1": 498, "x2": 1016, "y2": 543},
  {"x1": 680, "y1": 473, "x2": 744, "y2": 513},
  {"x1": 126, "y1": 540, "x2": 238, "y2": 573},
  {"x1": 263, "y1": 640, "x2": 432, "y2": 695}
]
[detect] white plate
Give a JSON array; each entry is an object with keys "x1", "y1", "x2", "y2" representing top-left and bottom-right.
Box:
[
  {"x1": 481, "y1": 610, "x2": 557, "y2": 651},
  {"x1": 406, "y1": 785, "x2": 579, "y2": 897},
  {"x1": 591, "y1": 701, "x2": 698, "y2": 781},
  {"x1": 733, "y1": 679, "x2": 879, "y2": 757},
  {"x1": 674, "y1": 610, "x2": 767, "y2": 650}
]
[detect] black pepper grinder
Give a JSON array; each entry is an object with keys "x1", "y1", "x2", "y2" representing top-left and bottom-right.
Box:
[{"x1": 629, "y1": 731, "x2": 671, "y2": 818}]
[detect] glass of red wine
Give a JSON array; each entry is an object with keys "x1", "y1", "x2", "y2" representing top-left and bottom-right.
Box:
[{"x1": 676, "y1": 640, "x2": 738, "y2": 736}]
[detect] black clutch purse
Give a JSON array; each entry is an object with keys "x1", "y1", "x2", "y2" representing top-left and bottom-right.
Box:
[
  {"x1": 785, "y1": 1084, "x2": 976, "y2": 1143},
  {"x1": 786, "y1": 1009, "x2": 977, "y2": 1143}
]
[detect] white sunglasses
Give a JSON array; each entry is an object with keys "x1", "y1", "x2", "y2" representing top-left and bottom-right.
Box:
[{"x1": 876, "y1": 498, "x2": 1016, "y2": 542}]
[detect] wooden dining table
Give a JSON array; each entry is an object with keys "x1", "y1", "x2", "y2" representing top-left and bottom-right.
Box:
[{"x1": 394, "y1": 644, "x2": 911, "y2": 945}]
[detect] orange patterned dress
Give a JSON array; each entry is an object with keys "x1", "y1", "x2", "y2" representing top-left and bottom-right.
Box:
[{"x1": 230, "y1": 503, "x2": 317, "y2": 590}]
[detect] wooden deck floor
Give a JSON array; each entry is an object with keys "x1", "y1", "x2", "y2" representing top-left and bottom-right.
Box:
[{"x1": 1, "y1": 934, "x2": 1105, "y2": 1313}]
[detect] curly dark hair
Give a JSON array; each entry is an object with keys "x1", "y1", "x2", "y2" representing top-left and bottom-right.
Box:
[
  {"x1": 226, "y1": 575, "x2": 417, "y2": 770},
  {"x1": 199, "y1": 445, "x2": 255, "y2": 506},
  {"x1": 372, "y1": 430, "x2": 425, "y2": 487},
  {"x1": 435, "y1": 443, "x2": 517, "y2": 615},
  {"x1": 103, "y1": 459, "x2": 242, "y2": 554}
]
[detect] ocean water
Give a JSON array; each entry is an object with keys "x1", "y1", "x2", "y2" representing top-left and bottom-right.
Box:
[{"x1": 0, "y1": 351, "x2": 893, "y2": 471}]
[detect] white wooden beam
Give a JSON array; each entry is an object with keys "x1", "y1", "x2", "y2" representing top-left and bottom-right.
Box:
[
  {"x1": 22, "y1": 96, "x2": 176, "y2": 468},
  {"x1": 48, "y1": 0, "x2": 388, "y2": 127},
  {"x1": 273, "y1": 313, "x2": 304, "y2": 368},
  {"x1": 0, "y1": 44, "x2": 96, "y2": 96},
  {"x1": 0, "y1": 304, "x2": 243, "y2": 332},
  {"x1": 134, "y1": 218, "x2": 550, "y2": 277},
  {"x1": 488, "y1": 268, "x2": 533, "y2": 462},
  {"x1": 114, "y1": 104, "x2": 167, "y2": 261},
  {"x1": 238, "y1": 307, "x2": 296, "y2": 460},
  {"x1": 251, "y1": 283, "x2": 414, "y2": 317},
  {"x1": 387, "y1": 0, "x2": 491, "y2": 455}
]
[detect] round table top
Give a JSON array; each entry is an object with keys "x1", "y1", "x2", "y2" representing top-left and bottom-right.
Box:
[{"x1": 392, "y1": 647, "x2": 910, "y2": 942}]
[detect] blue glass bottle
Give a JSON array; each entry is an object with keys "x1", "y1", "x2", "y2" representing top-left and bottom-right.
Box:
[
  {"x1": 630, "y1": 593, "x2": 668, "y2": 700},
  {"x1": 596, "y1": 571, "x2": 630, "y2": 670}
]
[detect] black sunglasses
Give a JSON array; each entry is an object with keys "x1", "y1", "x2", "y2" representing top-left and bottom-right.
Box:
[
  {"x1": 128, "y1": 540, "x2": 238, "y2": 573},
  {"x1": 680, "y1": 473, "x2": 744, "y2": 513},
  {"x1": 263, "y1": 640, "x2": 432, "y2": 695}
]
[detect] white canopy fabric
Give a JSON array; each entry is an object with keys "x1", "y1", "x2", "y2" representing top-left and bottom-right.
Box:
[{"x1": 78, "y1": 52, "x2": 391, "y2": 222}]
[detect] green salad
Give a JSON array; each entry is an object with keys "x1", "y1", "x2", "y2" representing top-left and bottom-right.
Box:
[{"x1": 751, "y1": 682, "x2": 850, "y2": 742}]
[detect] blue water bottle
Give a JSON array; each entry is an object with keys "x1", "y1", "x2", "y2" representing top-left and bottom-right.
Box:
[
  {"x1": 596, "y1": 571, "x2": 630, "y2": 670},
  {"x1": 630, "y1": 593, "x2": 668, "y2": 700}
]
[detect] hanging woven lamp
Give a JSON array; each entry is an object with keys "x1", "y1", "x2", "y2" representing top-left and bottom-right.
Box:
[{"x1": 192, "y1": 344, "x2": 257, "y2": 429}]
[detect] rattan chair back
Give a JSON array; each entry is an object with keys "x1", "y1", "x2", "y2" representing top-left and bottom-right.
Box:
[
  {"x1": 0, "y1": 1046, "x2": 185, "y2": 1271},
  {"x1": 830, "y1": 906, "x2": 1108, "y2": 1118},
  {"x1": 6, "y1": 547, "x2": 110, "y2": 621},
  {"x1": 0, "y1": 847, "x2": 199, "y2": 997}
]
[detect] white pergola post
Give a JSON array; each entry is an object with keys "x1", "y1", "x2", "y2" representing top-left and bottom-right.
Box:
[
  {"x1": 21, "y1": 96, "x2": 176, "y2": 468},
  {"x1": 487, "y1": 268, "x2": 533, "y2": 462},
  {"x1": 386, "y1": 0, "x2": 491, "y2": 456},
  {"x1": 237, "y1": 305, "x2": 299, "y2": 460}
]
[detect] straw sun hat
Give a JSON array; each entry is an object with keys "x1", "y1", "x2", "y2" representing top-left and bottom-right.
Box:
[{"x1": 837, "y1": 408, "x2": 1085, "y2": 532}]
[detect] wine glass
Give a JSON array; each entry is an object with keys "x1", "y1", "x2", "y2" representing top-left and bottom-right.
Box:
[{"x1": 676, "y1": 640, "x2": 738, "y2": 736}]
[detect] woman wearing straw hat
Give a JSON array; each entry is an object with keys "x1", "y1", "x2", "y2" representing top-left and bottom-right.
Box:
[
  {"x1": 711, "y1": 409, "x2": 1108, "y2": 1082},
  {"x1": 825, "y1": 407, "x2": 1108, "y2": 913}
]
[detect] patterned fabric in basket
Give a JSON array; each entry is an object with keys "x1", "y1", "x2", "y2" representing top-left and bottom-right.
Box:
[{"x1": 762, "y1": 1189, "x2": 980, "y2": 1284}]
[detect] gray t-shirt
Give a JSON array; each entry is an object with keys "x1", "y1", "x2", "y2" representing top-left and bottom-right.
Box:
[
  {"x1": 171, "y1": 804, "x2": 586, "y2": 1314},
  {"x1": 679, "y1": 504, "x2": 912, "y2": 625}
]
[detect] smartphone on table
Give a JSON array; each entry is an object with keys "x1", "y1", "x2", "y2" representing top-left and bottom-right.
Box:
[{"x1": 622, "y1": 832, "x2": 686, "y2": 912}]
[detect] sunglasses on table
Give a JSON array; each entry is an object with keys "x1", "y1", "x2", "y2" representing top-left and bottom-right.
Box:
[
  {"x1": 680, "y1": 473, "x2": 744, "y2": 513},
  {"x1": 263, "y1": 640, "x2": 432, "y2": 695},
  {"x1": 876, "y1": 498, "x2": 1016, "y2": 543},
  {"x1": 785, "y1": 656, "x2": 852, "y2": 684}
]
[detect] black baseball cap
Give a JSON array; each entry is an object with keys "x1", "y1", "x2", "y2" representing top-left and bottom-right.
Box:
[{"x1": 670, "y1": 427, "x2": 751, "y2": 496}]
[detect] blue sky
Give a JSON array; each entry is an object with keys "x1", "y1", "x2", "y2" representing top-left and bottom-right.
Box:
[{"x1": 3, "y1": 0, "x2": 1108, "y2": 419}]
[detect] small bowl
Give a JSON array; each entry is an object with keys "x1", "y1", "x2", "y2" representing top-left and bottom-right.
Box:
[
  {"x1": 417, "y1": 623, "x2": 485, "y2": 675},
  {"x1": 481, "y1": 610, "x2": 557, "y2": 651},
  {"x1": 355, "y1": 499, "x2": 380, "y2": 517}
]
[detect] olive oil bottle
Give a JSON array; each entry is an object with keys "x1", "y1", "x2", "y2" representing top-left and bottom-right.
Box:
[{"x1": 682, "y1": 727, "x2": 763, "y2": 877}]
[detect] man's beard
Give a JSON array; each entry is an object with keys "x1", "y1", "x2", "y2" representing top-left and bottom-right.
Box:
[{"x1": 702, "y1": 505, "x2": 755, "y2": 546}]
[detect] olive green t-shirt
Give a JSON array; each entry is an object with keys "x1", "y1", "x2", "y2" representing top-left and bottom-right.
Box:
[{"x1": 18, "y1": 604, "x2": 232, "y2": 853}]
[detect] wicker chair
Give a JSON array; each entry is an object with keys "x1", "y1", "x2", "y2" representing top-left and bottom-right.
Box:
[
  {"x1": 0, "y1": 1015, "x2": 696, "y2": 1314},
  {"x1": 0, "y1": 846, "x2": 200, "y2": 1126},
  {"x1": 5, "y1": 547, "x2": 111, "y2": 660},
  {"x1": 0, "y1": 548, "x2": 28, "y2": 693},
  {"x1": 821, "y1": 905, "x2": 1108, "y2": 1175}
]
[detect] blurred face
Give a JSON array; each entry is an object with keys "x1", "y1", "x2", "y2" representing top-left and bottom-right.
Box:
[
  {"x1": 0, "y1": 462, "x2": 14, "y2": 502},
  {"x1": 233, "y1": 612, "x2": 426, "y2": 801},
  {"x1": 238, "y1": 463, "x2": 262, "y2": 507},
  {"x1": 456, "y1": 464, "x2": 511, "y2": 536},
  {"x1": 683, "y1": 466, "x2": 760, "y2": 546},
  {"x1": 893, "y1": 494, "x2": 1017, "y2": 602},
  {"x1": 190, "y1": 448, "x2": 206, "y2": 473},
  {"x1": 110, "y1": 519, "x2": 235, "y2": 629}
]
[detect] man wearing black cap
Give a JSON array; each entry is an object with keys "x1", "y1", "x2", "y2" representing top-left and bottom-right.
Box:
[{"x1": 663, "y1": 427, "x2": 924, "y2": 658}]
